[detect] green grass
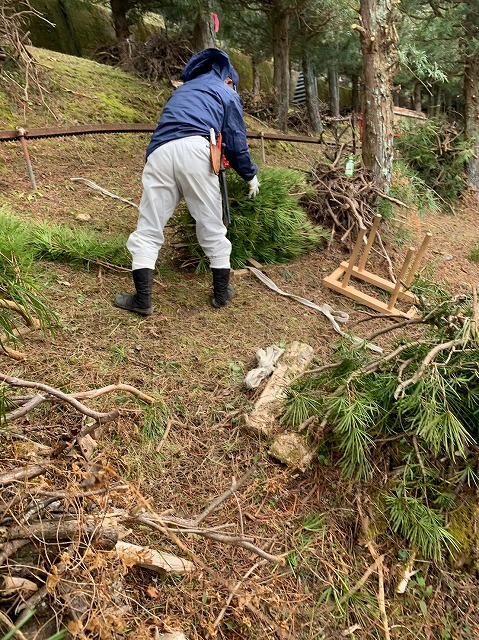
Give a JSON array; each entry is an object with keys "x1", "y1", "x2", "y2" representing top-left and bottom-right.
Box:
[
  {"x1": 0, "y1": 47, "x2": 168, "y2": 128},
  {"x1": 0, "y1": 206, "x2": 130, "y2": 268}
]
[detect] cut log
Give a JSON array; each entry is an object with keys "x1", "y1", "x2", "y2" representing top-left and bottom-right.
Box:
[
  {"x1": 268, "y1": 432, "x2": 314, "y2": 472},
  {"x1": 244, "y1": 341, "x2": 315, "y2": 437}
]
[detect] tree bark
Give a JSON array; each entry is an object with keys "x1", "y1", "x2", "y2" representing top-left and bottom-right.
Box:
[
  {"x1": 58, "y1": 0, "x2": 82, "y2": 57},
  {"x1": 351, "y1": 74, "x2": 360, "y2": 115},
  {"x1": 193, "y1": 1, "x2": 215, "y2": 51},
  {"x1": 357, "y1": 0, "x2": 398, "y2": 194},
  {"x1": 252, "y1": 57, "x2": 261, "y2": 100},
  {"x1": 328, "y1": 63, "x2": 340, "y2": 117},
  {"x1": 110, "y1": 0, "x2": 131, "y2": 65},
  {"x1": 463, "y1": 2, "x2": 479, "y2": 195},
  {"x1": 272, "y1": 9, "x2": 290, "y2": 132},
  {"x1": 302, "y1": 51, "x2": 323, "y2": 133},
  {"x1": 414, "y1": 81, "x2": 422, "y2": 112}
]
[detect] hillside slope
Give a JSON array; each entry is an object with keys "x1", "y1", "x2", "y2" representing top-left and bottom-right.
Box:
[{"x1": 2, "y1": 50, "x2": 479, "y2": 640}]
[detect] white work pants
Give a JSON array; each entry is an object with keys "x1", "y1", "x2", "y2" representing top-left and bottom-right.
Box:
[{"x1": 127, "y1": 136, "x2": 231, "y2": 270}]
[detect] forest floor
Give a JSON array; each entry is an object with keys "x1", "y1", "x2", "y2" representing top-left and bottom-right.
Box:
[{"x1": 2, "y1": 51, "x2": 479, "y2": 640}]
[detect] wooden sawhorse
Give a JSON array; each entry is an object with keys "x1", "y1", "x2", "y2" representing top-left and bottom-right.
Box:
[{"x1": 323, "y1": 215, "x2": 431, "y2": 318}]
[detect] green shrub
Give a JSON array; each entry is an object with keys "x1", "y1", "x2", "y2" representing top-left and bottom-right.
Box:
[
  {"x1": 378, "y1": 160, "x2": 441, "y2": 219},
  {"x1": 394, "y1": 116, "x2": 472, "y2": 202}
]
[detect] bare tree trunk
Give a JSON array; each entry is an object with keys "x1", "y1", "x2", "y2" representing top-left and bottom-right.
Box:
[
  {"x1": 193, "y1": 1, "x2": 215, "y2": 51},
  {"x1": 58, "y1": 0, "x2": 82, "y2": 56},
  {"x1": 302, "y1": 51, "x2": 322, "y2": 133},
  {"x1": 356, "y1": 0, "x2": 398, "y2": 194},
  {"x1": 252, "y1": 58, "x2": 261, "y2": 100},
  {"x1": 351, "y1": 74, "x2": 359, "y2": 115},
  {"x1": 414, "y1": 81, "x2": 422, "y2": 112},
  {"x1": 464, "y1": 49, "x2": 479, "y2": 195},
  {"x1": 328, "y1": 63, "x2": 340, "y2": 117},
  {"x1": 109, "y1": 0, "x2": 131, "y2": 65},
  {"x1": 272, "y1": 9, "x2": 289, "y2": 132}
]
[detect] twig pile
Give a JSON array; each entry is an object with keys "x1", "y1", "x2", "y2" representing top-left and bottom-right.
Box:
[
  {"x1": 0, "y1": 377, "x2": 286, "y2": 639},
  {"x1": 304, "y1": 158, "x2": 378, "y2": 242}
]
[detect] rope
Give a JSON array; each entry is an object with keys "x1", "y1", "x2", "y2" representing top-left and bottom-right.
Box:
[
  {"x1": 244, "y1": 345, "x2": 285, "y2": 389},
  {"x1": 245, "y1": 266, "x2": 383, "y2": 353}
]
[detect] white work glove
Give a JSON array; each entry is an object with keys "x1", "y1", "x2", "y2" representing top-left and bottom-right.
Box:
[{"x1": 247, "y1": 175, "x2": 260, "y2": 199}]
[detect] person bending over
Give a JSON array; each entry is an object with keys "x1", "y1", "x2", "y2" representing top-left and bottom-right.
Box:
[{"x1": 114, "y1": 47, "x2": 259, "y2": 316}]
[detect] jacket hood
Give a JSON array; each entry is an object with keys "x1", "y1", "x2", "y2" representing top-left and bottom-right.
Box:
[{"x1": 181, "y1": 48, "x2": 240, "y2": 90}]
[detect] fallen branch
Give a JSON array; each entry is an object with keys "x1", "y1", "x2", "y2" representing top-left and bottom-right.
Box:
[
  {"x1": 5, "y1": 517, "x2": 119, "y2": 550},
  {"x1": 357, "y1": 498, "x2": 391, "y2": 640},
  {"x1": 116, "y1": 540, "x2": 195, "y2": 575},
  {"x1": 0, "y1": 464, "x2": 48, "y2": 487},
  {"x1": 213, "y1": 559, "x2": 267, "y2": 630},
  {"x1": 72, "y1": 383, "x2": 155, "y2": 404},
  {"x1": 0, "y1": 374, "x2": 119, "y2": 424},
  {"x1": 394, "y1": 337, "x2": 467, "y2": 398}
]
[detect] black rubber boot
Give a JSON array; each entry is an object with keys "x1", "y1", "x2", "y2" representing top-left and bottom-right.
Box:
[
  {"x1": 114, "y1": 268, "x2": 154, "y2": 316},
  {"x1": 211, "y1": 268, "x2": 236, "y2": 308}
]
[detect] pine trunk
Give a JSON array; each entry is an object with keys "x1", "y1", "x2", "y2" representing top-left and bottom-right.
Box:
[
  {"x1": 109, "y1": 0, "x2": 131, "y2": 65},
  {"x1": 272, "y1": 10, "x2": 289, "y2": 133},
  {"x1": 252, "y1": 58, "x2": 261, "y2": 100},
  {"x1": 414, "y1": 81, "x2": 422, "y2": 112},
  {"x1": 193, "y1": 2, "x2": 215, "y2": 51},
  {"x1": 463, "y1": 3, "x2": 479, "y2": 196},
  {"x1": 302, "y1": 51, "x2": 323, "y2": 133},
  {"x1": 328, "y1": 64, "x2": 340, "y2": 117},
  {"x1": 358, "y1": 0, "x2": 398, "y2": 194},
  {"x1": 58, "y1": 0, "x2": 82, "y2": 56},
  {"x1": 351, "y1": 74, "x2": 359, "y2": 115}
]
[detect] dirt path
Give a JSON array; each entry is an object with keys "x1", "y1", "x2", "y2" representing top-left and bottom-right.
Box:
[{"x1": 409, "y1": 193, "x2": 479, "y2": 292}]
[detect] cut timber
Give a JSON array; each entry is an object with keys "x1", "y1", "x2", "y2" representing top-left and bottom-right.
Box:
[
  {"x1": 268, "y1": 432, "x2": 314, "y2": 472},
  {"x1": 338, "y1": 263, "x2": 415, "y2": 302},
  {"x1": 115, "y1": 541, "x2": 195, "y2": 575},
  {"x1": 246, "y1": 257, "x2": 264, "y2": 269},
  {"x1": 244, "y1": 341, "x2": 314, "y2": 437}
]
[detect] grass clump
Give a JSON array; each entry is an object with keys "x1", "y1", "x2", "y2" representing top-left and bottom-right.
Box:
[
  {"x1": 175, "y1": 167, "x2": 329, "y2": 271},
  {"x1": 0, "y1": 207, "x2": 130, "y2": 268},
  {"x1": 467, "y1": 244, "x2": 479, "y2": 264},
  {"x1": 0, "y1": 209, "x2": 58, "y2": 353}
]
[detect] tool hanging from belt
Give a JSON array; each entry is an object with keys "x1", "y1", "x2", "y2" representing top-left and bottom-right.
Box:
[{"x1": 209, "y1": 128, "x2": 231, "y2": 227}]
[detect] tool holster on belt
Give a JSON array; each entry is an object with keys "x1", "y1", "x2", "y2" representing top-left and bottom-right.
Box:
[
  {"x1": 210, "y1": 129, "x2": 231, "y2": 227},
  {"x1": 209, "y1": 129, "x2": 222, "y2": 175}
]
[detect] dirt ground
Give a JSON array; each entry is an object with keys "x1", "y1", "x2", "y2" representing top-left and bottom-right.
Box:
[{"x1": 2, "y1": 131, "x2": 479, "y2": 640}]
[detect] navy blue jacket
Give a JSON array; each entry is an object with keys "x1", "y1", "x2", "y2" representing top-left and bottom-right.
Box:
[{"x1": 146, "y1": 49, "x2": 258, "y2": 182}]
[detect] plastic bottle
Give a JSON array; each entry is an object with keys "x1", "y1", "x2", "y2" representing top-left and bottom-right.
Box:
[{"x1": 345, "y1": 155, "x2": 355, "y2": 178}]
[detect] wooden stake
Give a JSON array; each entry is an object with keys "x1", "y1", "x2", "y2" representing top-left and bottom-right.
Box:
[
  {"x1": 358, "y1": 215, "x2": 382, "y2": 272},
  {"x1": 387, "y1": 248, "x2": 414, "y2": 310},
  {"x1": 404, "y1": 232, "x2": 432, "y2": 286},
  {"x1": 342, "y1": 228, "x2": 366, "y2": 288},
  {"x1": 260, "y1": 131, "x2": 266, "y2": 163}
]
